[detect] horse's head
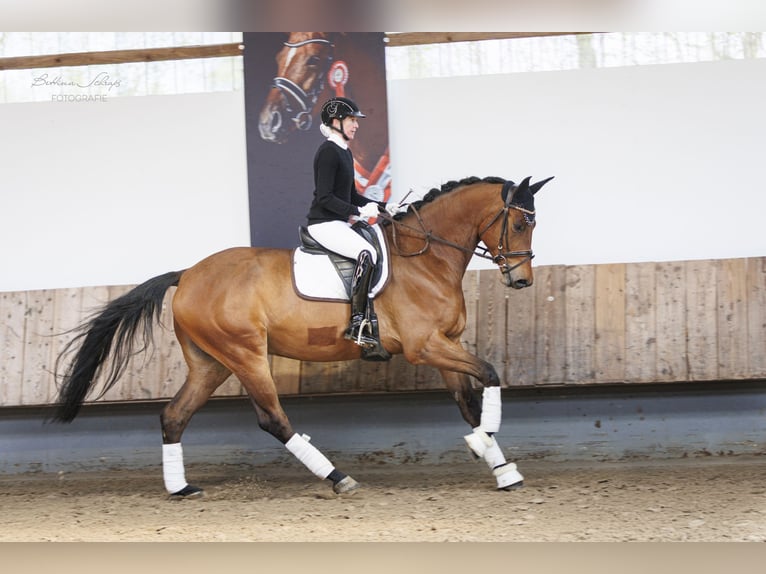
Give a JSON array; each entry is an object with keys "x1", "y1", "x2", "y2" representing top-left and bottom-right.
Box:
[
  {"x1": 259, "y1": 32, "x2": 335, "y2": 144},
  {"x1": 480, "y1": 176, "x2": 554, "y2": 289},
  {"x1": 385, "y1": 175, "x2": 553, "y2": 290}
]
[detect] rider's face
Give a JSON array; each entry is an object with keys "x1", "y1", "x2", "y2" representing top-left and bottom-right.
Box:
[{"x1": 339, "y1": 116, "x2": 359, "y2": 140}]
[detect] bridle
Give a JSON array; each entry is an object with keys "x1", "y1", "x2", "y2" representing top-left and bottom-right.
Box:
[
  {"x1": 382, "y1": 181, "x2": 535, "y2": 280},
  {"x1": 477, "y1": 180, "x2": 536, "y2": 276},
  {"x1": 271, "y1": 37, "x2": 334, "y2": 131}
]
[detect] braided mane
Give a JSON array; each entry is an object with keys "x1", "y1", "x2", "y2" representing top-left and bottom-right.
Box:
[{"x1": 385, "y1": 176, "x2": 510, "y2": 224}]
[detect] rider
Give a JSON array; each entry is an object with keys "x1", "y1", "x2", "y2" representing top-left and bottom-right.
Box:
[{"x1": 305, "y1": 97, "x2": 381, "y2": 347}]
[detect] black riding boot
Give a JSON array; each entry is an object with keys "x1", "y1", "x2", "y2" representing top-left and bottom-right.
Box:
[{"x1": 344, "y1": 250, "x2": 377, "y2": 347}]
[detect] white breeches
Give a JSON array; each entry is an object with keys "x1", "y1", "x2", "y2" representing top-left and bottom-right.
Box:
[{"x1": 307, "y1": 220, "x2": 378, "y2": 263}]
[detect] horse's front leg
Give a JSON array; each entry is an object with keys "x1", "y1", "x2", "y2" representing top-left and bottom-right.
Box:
[
  {"x1": 407, "y1": 330, "x2": 524, "y2": 490},
  {"x1": 440, "y1": 369, "x2": 524, "y2": 490}
]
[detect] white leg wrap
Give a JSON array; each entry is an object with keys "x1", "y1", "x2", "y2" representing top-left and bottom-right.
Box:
[
  {"x1": 162, "y1": 443, "x2": 188, "y2": 494},
  {"x1": 464, "y1": 387, "x2": 503, "y2": 458},
  {"x1": 479, "y1": 386, "x2": 502, "y2": 433},
  {"x1": 482, "y1": 436, "x2": 507, "y2": 469},
  {"x1": 285, "y1": 433, "x2": 335, "y2": 479},
  {"x1": 464, "y1": 428, "x2": 524, "y2": 489}
]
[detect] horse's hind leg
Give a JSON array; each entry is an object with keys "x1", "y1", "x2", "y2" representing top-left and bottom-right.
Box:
[
  {"x1": 441, "y1": 369, "x2": 524, "y2": 490},
  {"x1": 235, "y1": 353, "x2": 359, "y2": 495},
  {"x1": 160, "y1": 333, "x2": 232, "y2": 498}
]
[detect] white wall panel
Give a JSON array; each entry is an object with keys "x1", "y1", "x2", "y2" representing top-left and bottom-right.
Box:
[
  {"x1": 0, "y1": 91, "x2": 250, "y2": 291},
  {"x1": 2, "y1": 58, "x2": 764, "y2": 290},
  {"x1": 386, "y1": 59, "x2": 766, "y2": 267}
]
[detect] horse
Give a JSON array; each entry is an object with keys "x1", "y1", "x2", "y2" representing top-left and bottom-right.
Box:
[
  {"x1": 257, "y1": 32, "x2": 391, "y2": 200},
  {"x1": 52, "y1": 175, "x2": 553, "y2": 497}
]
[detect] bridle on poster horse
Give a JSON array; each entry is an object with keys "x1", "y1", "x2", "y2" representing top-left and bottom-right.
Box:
[{"x1": 271, "y1": 35, "x2": 391, "y2": 200}]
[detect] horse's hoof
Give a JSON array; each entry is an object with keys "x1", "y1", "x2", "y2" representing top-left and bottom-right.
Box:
[
  {"x1": 499, "y1": 480, "x2": 524, "y2": 491},
  {"x1": 333, "y1": 476, "x2": 360, "y2": 495},
  {"x1": 169, "y1": 484, "x2": 204, "y2": 499}
]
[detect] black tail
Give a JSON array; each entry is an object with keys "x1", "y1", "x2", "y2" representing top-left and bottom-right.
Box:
[{"x1": 51, "y1": 270, "x2": 183, "y2": 423}]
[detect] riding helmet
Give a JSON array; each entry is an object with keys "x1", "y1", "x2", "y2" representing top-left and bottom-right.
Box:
[{"x1": 320, "y1": 97, "x2": 366, "y2": 125}]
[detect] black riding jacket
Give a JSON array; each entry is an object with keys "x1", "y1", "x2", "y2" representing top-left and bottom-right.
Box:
[{"x1": 306, "y1": 140, "x2": 374, "y2": 224}]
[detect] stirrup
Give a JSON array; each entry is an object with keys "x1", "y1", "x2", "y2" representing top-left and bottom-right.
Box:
[
  {"x1": 344, "y1": 319, "x2": 377, "y2": 348},
  {"x1": 355, "y1": 317, "x2": 374, "y2": 346}
]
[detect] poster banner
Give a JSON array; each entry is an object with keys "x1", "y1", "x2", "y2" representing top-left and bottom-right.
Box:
[{"x1": 243, "y1": 32, "x2": 390, "y2": 248}]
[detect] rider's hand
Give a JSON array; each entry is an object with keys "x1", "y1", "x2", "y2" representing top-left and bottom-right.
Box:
[{"x1": 358, "y1": 202, "x2": 379, "y2": 221}]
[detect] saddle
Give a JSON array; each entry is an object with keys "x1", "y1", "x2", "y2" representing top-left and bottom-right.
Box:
[
  {"x1": 298, "y1": 221, "x2": 386, "y2": 296},
  {"x1": 294, "y1": 222, "x2": 391, "y2": 362}
]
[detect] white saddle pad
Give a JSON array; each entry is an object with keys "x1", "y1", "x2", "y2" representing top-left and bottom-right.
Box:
[{"x1": 292, "y1": 224, "x2": 390, "y2": 301}]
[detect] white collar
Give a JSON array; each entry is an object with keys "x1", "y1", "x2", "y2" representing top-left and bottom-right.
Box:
[{"x1": 328, "y1": 131, "x2": 348, "y2": 150}]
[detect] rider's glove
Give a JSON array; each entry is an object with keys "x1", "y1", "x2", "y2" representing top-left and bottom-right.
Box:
[{"x1": 358, "y1": 202, "x2": 379, "y2": 220}]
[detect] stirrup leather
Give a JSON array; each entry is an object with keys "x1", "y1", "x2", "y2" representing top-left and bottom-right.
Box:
[
  {"x1": 346, "y1": 251, "x2": 375, "y2": 347},
  {"x1": 345, "y1": 251, "x2": 391, "y2": 361}
]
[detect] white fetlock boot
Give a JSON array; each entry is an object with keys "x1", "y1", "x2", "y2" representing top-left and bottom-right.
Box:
[
  {"x1": 493, "y1": 462, "x2": 524, "y2": 490},
  {"x1": 483, "y1": 435, "x2": 524, "y2": 490}
]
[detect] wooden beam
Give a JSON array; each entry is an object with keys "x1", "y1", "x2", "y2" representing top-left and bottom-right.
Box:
[
  {"x1": 0, "y1": 35, "x2": 589, "y2": 72},
  {"x1": 0, "y1": 43, "x2": 244, "y2": 71},
  {"x1": 384, "y1": 32, "x2": 585, "y2": 47}
]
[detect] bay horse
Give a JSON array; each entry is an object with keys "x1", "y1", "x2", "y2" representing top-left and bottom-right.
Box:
[
  {"x1": 53, "y1": 175, "x2": 553, "y2": 497},
  {"x1": 258, "y1": 32, "x2": 391, "y2": 199}
]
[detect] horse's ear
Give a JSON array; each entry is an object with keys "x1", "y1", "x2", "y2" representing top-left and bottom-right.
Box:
[
  {"x1": 530, "y1": 176, "x2": 554, "y2": 195},
  {"x1": 504, "y1": 176, "x2": 531, "y2": 204}
]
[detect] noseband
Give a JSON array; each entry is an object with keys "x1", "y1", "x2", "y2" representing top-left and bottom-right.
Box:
[{"x1": 271, "y1": 38, "x2": 334, "y2": 131}]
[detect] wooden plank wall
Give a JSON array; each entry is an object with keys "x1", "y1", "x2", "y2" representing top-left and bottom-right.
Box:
[{"x1": 1, "y1": 257, "x2": 764, "y2": 408}]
